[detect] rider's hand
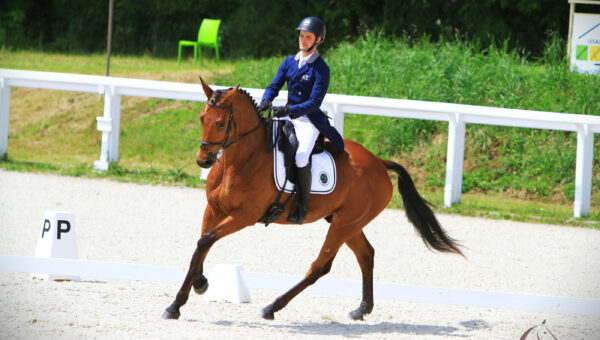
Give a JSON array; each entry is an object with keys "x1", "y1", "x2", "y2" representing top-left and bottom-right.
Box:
[
  {"x1": 273, "y1": 106, "x2": 290, "y2": 118},
  {"x1": 257, "y1": 99, "x2": 272, "y2": 113}
]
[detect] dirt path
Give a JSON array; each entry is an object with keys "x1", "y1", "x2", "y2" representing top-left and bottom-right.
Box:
[{"x1": 1, "y1": 170, "x2": 599, "y2": 339}]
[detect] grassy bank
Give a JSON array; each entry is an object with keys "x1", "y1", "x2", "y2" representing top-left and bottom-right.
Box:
[{"x1": 1, "y1": 35, "x2": 599, "y2": 227}]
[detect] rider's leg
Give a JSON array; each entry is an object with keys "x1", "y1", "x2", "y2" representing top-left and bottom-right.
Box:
[{"x1": 287, "y1": 118, "x2": 319, "y2": 224}]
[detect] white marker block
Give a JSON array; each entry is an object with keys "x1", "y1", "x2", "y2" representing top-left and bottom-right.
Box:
[
  {"x1": 204, "y1": 264, "x2": 250, "y2": 304},
  {"x1": 31, "y1": 211, "x2": 80, "y2": 281},
  {"x1": 199, "y1": 167, "x2": 210, "y2": 181}
]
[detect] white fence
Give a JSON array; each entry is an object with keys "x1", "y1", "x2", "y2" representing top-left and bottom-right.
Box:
[
  {"x1": 2, "y1": 255, "x2": 599, "y2": 316},
  {"x1": 1, "y1": 68, "x2": 599, "y2": 217}
]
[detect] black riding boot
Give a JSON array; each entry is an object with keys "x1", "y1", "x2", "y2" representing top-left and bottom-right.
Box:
[{"x1": 287, "y1": 165, "x2": 311, "y2": 224}]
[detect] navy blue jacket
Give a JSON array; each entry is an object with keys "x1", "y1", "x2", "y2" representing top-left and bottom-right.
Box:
[{"x1": 262, "y1": 53, "x2": 345, "y2": 152}]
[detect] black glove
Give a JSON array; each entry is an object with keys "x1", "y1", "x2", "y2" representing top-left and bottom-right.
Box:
[
  {"x1": 273, "y1": 106, "x2": 290, "y2": 118},
  {"x1": 257, "y1": 99, "x2": 272, "y2": 113}
]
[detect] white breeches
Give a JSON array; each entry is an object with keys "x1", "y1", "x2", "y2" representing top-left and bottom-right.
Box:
[{"x1": 291, "y1": 117, "x2": 319, "y2": 168}]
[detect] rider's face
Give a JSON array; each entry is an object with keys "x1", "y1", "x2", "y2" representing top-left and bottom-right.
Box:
[{"x1": 298, "y1": 30, "x2": 319, "y2": 53}]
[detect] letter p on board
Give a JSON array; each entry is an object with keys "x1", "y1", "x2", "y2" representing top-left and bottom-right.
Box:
[{"x1": 32, "y1": 211, "x2": 80, "y2": 281}]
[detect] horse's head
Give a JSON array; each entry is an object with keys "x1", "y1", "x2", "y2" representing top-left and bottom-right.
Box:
[{"x1": 196, "y1": 78, "x2": 263, "y2": 168}]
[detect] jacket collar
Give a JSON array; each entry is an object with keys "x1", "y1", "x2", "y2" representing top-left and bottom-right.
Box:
[
  {"x1": 292, "y1": 50, "x2": 319, "y2": 79},
  {"x1": 294, "y1": 50, "x2": 320, "y2": 64}
]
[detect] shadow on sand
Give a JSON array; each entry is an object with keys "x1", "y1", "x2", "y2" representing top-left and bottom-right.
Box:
[{"x1": 210, "y1": 319, "x2": 491, "y2": 338}]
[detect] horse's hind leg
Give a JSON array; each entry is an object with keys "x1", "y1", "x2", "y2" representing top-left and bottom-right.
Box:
[
  {"x1": 260, "y1": 227, "x2": 349, "y2": 320},
  {"x1": 345, "y1": 232, "x2": 375, "y2": 320}
]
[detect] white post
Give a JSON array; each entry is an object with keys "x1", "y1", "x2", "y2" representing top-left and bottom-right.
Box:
[
  {"x1": 0, "y1": 78, "x2": 10, "y2": 159},
  {"x1": 574, "y1": 124, "x2": 593, "y2": 218},
  {"x1": 444, "y1": 113, "x2": 466, "y2": 207},
  {"x1": 107, "y1": 86, "x2": 121, "y2": 163},
  {"x1": 326, "y1": 102, "x2": 344, "y2": 137},
  {"x1": 94, "y1": 85, "x2": 121, "y2": 171}
]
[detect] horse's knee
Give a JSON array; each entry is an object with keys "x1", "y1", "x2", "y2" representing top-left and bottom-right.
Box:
[
  {"x1": 308, "y1": 255, "x2": 336, "y2": 281},
  {"x1": 322, "y1": 258, "x2": 334, "y2": 275},
  {"x1": 197, "y1": 230, "x2": 217, "y2": 248}
]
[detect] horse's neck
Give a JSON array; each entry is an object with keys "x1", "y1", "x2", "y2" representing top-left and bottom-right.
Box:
[{"x1": 220, "y1": 117, "x2": 271, "y2": 174}]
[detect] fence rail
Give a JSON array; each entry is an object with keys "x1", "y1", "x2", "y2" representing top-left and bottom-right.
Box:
[
  {"x1": 2, "y1": 255, "x2": 599, "y2": 316},
  {"x1": 1, "y1": 68, "x2": 598, "y2": 217}
]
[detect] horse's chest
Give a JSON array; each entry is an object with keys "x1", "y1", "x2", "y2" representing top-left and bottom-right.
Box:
[{"x1": 207, "y1": 170, "x2": 248, "y2": 211}]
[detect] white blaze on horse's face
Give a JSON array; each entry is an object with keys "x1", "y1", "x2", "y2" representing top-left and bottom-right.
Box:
[
  {"x1": 197, "y1": 78, "x2": 229, "y2": 167},
  {"x1": 197, "y1": 95, "x2": 230, "y2": 167}
]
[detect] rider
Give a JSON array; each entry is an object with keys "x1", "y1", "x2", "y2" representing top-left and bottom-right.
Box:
[{"x1": 257, "y1": 17, "x2": 344, "y2": 224}]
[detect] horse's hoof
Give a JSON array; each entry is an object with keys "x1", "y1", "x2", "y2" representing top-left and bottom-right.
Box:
[
  {"x1": 261, "y1": 305, "x2": 275, "y2": 320},
  {"x1": 349, "y1": 301, "x2": 372, "y2": 321},
  {"x1": 161, "y1": 309, "x2": 180, "y2": 320},
  {"x1": 349, "y1": 309, "x2": 364, "y2": 321},
  {"x1": 193, "y1": 277, "x2": 209, "y2": 295}
]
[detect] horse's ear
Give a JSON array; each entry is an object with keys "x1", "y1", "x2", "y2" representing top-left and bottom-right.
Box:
[
  {"x1": 232, "y1": 84, "x2": 240, "y2": 92},
  {"x1": 199, "y1": 77, "x2": 213, "y2": 99}
]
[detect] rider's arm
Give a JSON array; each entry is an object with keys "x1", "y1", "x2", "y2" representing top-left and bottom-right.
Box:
[{"x1": 262, "y1": 57, "x2": 291, "y2": 101}]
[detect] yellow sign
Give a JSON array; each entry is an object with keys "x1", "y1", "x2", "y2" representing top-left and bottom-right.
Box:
[{"x1": 591, "y1": 45, "x2": 600, "y2": 61}]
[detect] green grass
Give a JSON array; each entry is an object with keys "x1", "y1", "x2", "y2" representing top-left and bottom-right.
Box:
[
  {"x1": 213, "y1": 33, "x2": 600, "y2": 226},
  {"x1": 0, "y1": 156, "x2": 204, "y2": 188},
  {"x1": 1, "y1": 34, "x2": 599, "y2": 229},
  {"x1": 0, "y1": 49, "x2": 228, "y2": 75}
]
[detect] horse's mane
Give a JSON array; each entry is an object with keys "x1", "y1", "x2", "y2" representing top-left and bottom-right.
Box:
[
  {"x1": 237, "y1": 88, "x2": 259, "y2": 114},
  {"x1": 216, "y1": 87, "x2": 266, "y2": 125}
]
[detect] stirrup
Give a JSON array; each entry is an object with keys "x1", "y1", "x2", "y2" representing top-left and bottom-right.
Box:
[
  {"x1": 286, "y1": 205, "x2": 307, "y2": 224},
  {"x1": 286, "y1": 165, "x2": 311, "y2": 224}
]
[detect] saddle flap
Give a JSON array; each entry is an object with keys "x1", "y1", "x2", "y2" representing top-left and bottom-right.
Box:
[{"x1": 272, "y1": 120, "x2": 337, "y2": 195}]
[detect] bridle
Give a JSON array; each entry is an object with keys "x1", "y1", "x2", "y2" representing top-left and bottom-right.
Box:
[{"x1": 200, "y1": 96, "x2": 262, "y2": 154}]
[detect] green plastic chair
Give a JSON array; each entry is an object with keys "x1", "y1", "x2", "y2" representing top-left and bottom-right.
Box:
[{"x1": 178, "y1": 19, "x2": 221, "y2": 66}]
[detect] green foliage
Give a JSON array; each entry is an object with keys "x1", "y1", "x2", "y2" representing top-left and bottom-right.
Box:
[
  {"x1": 214, "y1": 33, "x2": 600, "y2": 206},
  {"x1": 0, "y1": 0, "x2": 570, "y2": 58}
]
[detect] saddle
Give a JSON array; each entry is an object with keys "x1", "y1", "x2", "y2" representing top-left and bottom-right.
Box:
[
  {"x1": 270, "y1": 119, "x2": 324, "y2": 184},
  {"x1": 259, "y1": 117, "x2": 336, "y2": 226}
]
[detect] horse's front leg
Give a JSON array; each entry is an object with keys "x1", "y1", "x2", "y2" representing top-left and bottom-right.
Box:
[{"x1": 162, "y1": 207, "x2": 250, "y2": 320}]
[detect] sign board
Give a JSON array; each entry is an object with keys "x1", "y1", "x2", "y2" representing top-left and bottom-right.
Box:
[
  {"x1": 32, "y1": 211, "x2": 80, "y2": 281},
  {"x1": 570, "y1": 13, "x2": 600, "y2": 74}
]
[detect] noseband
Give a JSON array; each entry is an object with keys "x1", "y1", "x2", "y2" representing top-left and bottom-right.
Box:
[{"x1": 200, "y1": 98, "x2": 261, "y2": 153}]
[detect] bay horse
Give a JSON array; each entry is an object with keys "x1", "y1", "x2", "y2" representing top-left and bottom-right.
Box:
[{"x1": 162, "y1": 79, "x2": 463, "y2": 321}]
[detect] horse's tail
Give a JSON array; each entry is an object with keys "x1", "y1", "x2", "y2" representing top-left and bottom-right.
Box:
[{"x1": 381, "y1": 159, "x2": 464, "y2": 257}]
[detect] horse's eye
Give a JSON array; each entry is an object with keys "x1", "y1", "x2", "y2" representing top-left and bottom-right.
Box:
[{"x1": 216, "y1": 122, "x2": 226, "y2": 130}]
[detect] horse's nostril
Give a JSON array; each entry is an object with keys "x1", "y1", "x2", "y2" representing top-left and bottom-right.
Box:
[{"x1": 197, "y1": 156, "x2": 215, "y2": 168}]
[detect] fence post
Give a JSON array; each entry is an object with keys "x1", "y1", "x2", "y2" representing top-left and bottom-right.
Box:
[
  {"x1": 444, "y1": 113, "x2": 466, "y2": 207},
  {"x1": 574, "y1": 124, "x2": 593, "y2": 218},
  {"x1": 0, "y1": 78, "x2": 10, "y2": 159},
  {"x1": 326, "y1": 102, "x2": 344, "y2": 137},
  {"x1": 107, "y1": 86, "x2": 121, "y2": 163},
  {"x1": 94, "y1": 85, "x2": 121, "y2": 171}
]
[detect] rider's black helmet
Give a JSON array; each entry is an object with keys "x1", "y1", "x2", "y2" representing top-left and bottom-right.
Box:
[{"x1": 296, "y1": 17, "x2": 326, "y2": 43}]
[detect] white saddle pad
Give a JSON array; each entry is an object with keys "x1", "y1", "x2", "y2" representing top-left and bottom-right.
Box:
[{"x1": 272, "y1": 120, "x2": 337, "y2": 194}]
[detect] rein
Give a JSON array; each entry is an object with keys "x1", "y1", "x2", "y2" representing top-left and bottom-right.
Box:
[{"x1": 200, "y1": 100, "x2": 262, "y2": 152}]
